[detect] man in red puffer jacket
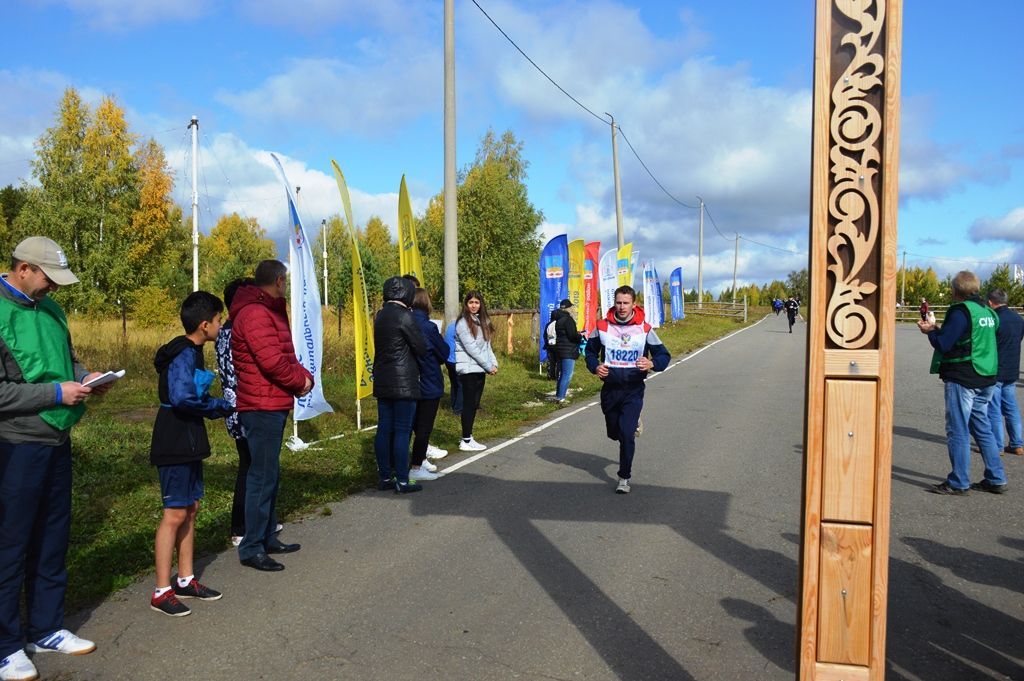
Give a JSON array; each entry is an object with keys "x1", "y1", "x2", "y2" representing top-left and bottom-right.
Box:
[{"x1": 230, "y1": 259, "x2": 313, "y2": 572}]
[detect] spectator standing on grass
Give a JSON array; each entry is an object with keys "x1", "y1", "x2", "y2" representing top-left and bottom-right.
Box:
[
  {"x1": 918, "y1": 270, "x2": 1007, "y2": 495},
  {"x1": 551, "y1": 299, "x2": 583, "y2": 403},
  {"x1": 585, "y1": 286, "x2": 670, "y2": 494},
  {"x1": 409, "y1": 288, "x2": 451, "y2": 481},
  {"x1": 444, "y1": 322, "x2": 463, "y2": 415},
  {"x1": 986, "y1": 288, "x2": 1024, "y2": 456},
  {"x1": 230, "y1": 260, "x2": 312, "y2": 572},
  {"x1": 455, "y1": 290, "x2": 498, "y2": 452},
  {"x1": 148, "y1": 292, "x2": 233, "y2": 617},
  {"x1": 215, "y1": 277, "x2": 279, "y2": 548},
  {"x1": 373, "y1": 276, "x2": 427, "y2": 493},
  {"x1": 0, "y1": 237, "x2": 115, "y2": 681}
]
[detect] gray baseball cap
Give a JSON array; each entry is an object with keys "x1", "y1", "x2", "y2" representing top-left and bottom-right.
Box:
[{"x1": 12, "y1": 237, "x2": 79, "y2": 285}]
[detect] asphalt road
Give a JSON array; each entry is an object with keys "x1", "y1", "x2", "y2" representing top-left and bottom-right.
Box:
[{"x1": 42, "y1": 314, "x2": 1023, "y2": 681}]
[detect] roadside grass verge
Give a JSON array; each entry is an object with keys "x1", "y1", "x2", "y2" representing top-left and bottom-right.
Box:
[{"x1": 64, "y1": 311, "x2": 753, "y2": 609}]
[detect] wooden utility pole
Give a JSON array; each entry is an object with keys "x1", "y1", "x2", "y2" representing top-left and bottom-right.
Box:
[{"x1": 798, "y1": 2, "x2": 902, "y2": 680}]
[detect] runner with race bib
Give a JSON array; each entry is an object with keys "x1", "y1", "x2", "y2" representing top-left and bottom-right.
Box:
[{"x1": 585, "y1": 285, "x2": 671, "y2": 494}]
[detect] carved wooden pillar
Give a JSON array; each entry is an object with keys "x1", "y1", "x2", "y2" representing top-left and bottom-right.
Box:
[{"x1": 799, "y1": 1, "x2": 902, "y2": 680}]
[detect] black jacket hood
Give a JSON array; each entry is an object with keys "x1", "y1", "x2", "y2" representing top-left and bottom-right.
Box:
[
  {"x1": 154, "y1": 335, "x2": 195, "y2": 373},
  {"x1": 383, "y1": 276, "x2": 415, "y2": 306}
]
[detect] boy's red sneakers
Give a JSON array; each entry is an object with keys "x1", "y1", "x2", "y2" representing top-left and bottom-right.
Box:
[
  {"x1": 173, "y1": 577, "x2": 223, "y2": 601},
  {"x1": 150, "y1": 590, "x2": 191, "y2": 617}
]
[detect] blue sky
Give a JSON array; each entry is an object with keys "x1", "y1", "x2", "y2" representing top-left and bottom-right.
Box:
[{"x1": 1, "y1": 0, "x2": 1021, "y2": 294}]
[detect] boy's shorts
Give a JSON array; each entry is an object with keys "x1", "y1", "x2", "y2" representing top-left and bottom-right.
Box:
[{"x1": 157, "y1": 461, "x2": 205, "y2": 508}]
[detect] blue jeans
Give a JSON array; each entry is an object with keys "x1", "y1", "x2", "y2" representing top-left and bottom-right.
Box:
[
  {"x1": 943, "y1": 382, "x2": 1005, "y2": 489},
  {"x1": 988, "y1": 381, "x2": 1023, "y2": 450},
  {"x1": 238, "y1": 411, "x2": 288, "y2": 561},
  {"x1": 556, "y1": 358, "x2": 576, "y2": 400},
  {"x1": 375, "y1": 399, "x2": 417, "y2": 484},
  {"x1": 0, "y1": 441, "x2": 72, "y2": 658}
]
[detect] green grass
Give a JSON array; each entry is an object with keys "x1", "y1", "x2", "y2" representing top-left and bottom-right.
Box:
[{"x1": 63, "y1": 312, "x2": 752, "y2": 609}]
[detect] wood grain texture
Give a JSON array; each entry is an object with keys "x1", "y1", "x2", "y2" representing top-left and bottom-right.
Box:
[
  {"x1": 823, "y1": 381, "x2": 877, "y2": 523},
  {"x1": 818, "y1": 523, "x2": 873, "y2": 665},
  {"x1": 815, "y1": 662, "x2": 871, "y2": 681},
  {"x1": 824, "y1": 350, "x2": 879, "y2": 377}
]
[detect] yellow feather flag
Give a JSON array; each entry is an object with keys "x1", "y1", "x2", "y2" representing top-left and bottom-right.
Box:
[
  {"x1": 616, "y1": 242, "x2": 633, "y2": 287},
  {"x1": 398, "y1": 175, "x2": 424, "y2": 284},
  {"x1": 567, "y1": 238, "x2": 586, "y2": 331},
  {"x1": 331, "y1": 160, "x2": 374, "y2": 400}
]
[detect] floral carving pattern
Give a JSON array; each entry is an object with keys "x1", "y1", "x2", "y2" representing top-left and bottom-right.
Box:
[{"x1": 826, "y1": 0, "x2": 884, "y2": 348}]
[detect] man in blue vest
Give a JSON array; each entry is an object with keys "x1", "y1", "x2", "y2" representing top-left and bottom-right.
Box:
[
  {"x1": 987, "y1": 288, "x2": 1023, "y2": 457},
  {"x1": 918, "y1": 270, "x2": 1007, "y2": 495},
  {"x1": 0, "y1": 237, "x2": 114, "y2": 681}
]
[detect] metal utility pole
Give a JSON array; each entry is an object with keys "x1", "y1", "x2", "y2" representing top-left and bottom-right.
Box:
[
  {"x1": 322, "y1": 219, "x2": 329, "y2": 307},
  {"x1": 697, "y1": 197, "x2": 705, "y2": 309},
  {"x1": 607, "y1": 114, "x2": 625, "y2": 248},
  {"x1": 443, "y1": 0, "x2": 459, "y2": 324},
  {"x1": 189, "y1": 116, "x2": 199, "y2": 292},
  {"x1": 732, "y1": 234, "x2": 739, "y2": 303},
  {"x1": 900, "y1": 249, "x2": 906, "y2": 306}
]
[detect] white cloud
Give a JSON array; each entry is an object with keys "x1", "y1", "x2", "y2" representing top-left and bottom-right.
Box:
[
  {"x1": 0, "y1": 68, "x2": 107, "y2": 186},
  {"x1": 216, "y1": 52, "x2": 441, "y2": 136},
  {"x1": 969, "y1": 207, "x2": 1024, "y2": 243},
  {"x1": 167, "y1": 132, "x2": 428, "y2": 256},
  {"x1": 36, "y1": 0, "x2": 209, "y2": 30},
  {"x1": 238, "y1": 0, "x2": 436, "y2": 35}
]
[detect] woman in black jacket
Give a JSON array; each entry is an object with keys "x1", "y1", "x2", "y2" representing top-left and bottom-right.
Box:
[
  {"x1": 373, "y1": 277, "x2": 427, "y2": 493},
  {"x1": 552, "y1": 299, "x2": 583, "y2": 402},
  {"x1": 409, "y1": 288, "x2": 450, "y2": 481}
]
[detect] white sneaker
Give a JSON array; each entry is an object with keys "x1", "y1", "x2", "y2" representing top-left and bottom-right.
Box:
[
  {"x1": 615, "y1": 478, "x2": 631, "y2": 494},
  {"x1": 26, "y1": 629, "x2": 95, "y2": 655},
  {"x1": 422, "y1": 459, "x2": 437, "y2": 473},
  {"x1": 275, "y1": 523, "x2": 284, "y2": 533},
  {"x1": 230, "y1": 535, "x2": 243, "y2": 547},
  {"x1": 634, "y1": 417, "x2": 644, "y2": 438},
  {"x1": 409, "y1": 466, "x2": 439, "y2": 481},
  {"x1": 0, "y1": 650, "x2": 37, "y2": 681},
  {"x1": 459, "y1": 438, "x2": 487, "y2": 452},
  {"x1": 425, "y1": 444, "x2": 448, "y2": 460}
]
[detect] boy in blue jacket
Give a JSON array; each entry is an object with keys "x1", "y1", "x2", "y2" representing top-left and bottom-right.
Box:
[
  {"x1": 586, "y1": 286, "x2": 670, "y2": 494},
  {"x1": 149, "y1": 292, "x2": 232, "y2": 616}
]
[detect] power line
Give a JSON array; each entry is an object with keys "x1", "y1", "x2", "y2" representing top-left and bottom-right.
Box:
[
  {"x1": 468, "y1": 0, "x2": 606, "y2": 125},
  {"x1": 616, "y1": 126, "x2": 698, "y2": 210},
  {"x1": 739, "y1": 235, "x2": 806, "y2": 256},
  {"x1": 701, "y1": 202, "x2": 736, "y2": 242},
  {"x1": 471, "y1": 0, "x2": 806, "y2": 259}
]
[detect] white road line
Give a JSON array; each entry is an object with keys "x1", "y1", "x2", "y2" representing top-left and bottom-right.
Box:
[{"x1": 438, "y1": 315, "x2": 767, "y2": 476}]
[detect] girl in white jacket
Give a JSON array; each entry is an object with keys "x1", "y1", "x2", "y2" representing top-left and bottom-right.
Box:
[{"x1": 454, "y1": 290, "x2": 498, "y2": 451}]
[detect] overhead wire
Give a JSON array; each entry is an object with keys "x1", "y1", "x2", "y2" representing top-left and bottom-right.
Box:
[
  {"x1": 469, "y1": 0, "x2": 806, "y2": 260},
  {"x1": 468, "y1": 0, "x2": 607, "y2": 126}
]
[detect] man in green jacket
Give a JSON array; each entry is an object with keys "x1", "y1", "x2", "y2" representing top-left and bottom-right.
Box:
[
  {"x1": 0, "y1": 237, "x2": 113, "y2": 681},
  {"x1": 918, "y1": 270, "x2": 1007, "y2": 495}
]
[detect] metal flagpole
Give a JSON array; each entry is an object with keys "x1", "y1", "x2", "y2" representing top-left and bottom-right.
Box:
[
  {"x1": 322, "y1": 219, "x2": 329, "y2": 308},
  {"x1": 190, "y1": 116, "x2": 199, "y2": 292},
  {"x1": 291, "y1": 186, "x2": 302, "y2": 446}
]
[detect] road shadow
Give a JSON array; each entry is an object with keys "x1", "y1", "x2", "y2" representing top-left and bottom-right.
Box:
[
  {"x1": 885, "y1": 555, "x2": 1024, "y2": 680},
  {"x1": 391, "y1": 447, "x2": 797, "y2": 680},
  {"x1": 893, "y1": 425, "x2": 948, "y2": 446},
  {"x1": 902, "y1": 537, "x2": 1024, "y2": 594}
]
